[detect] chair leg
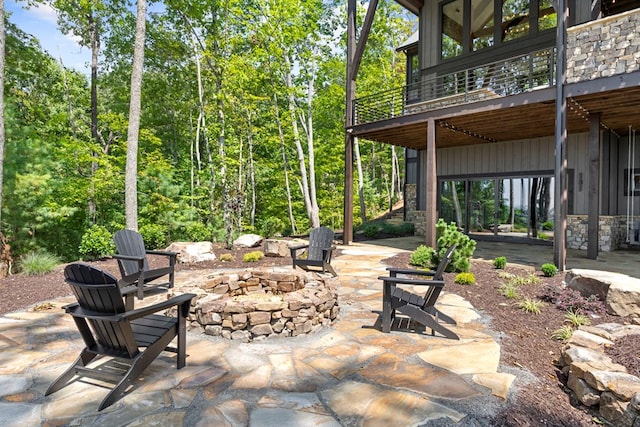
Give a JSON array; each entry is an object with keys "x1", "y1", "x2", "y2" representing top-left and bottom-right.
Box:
[
  {"x1": 46, "y1": 349, "x2": 97, "y2": 396},
  {"x1": 382, "y1": 281, "x2": 394, "y2": 333},
  {"x1": 398, "y1": 305, "x2": 460, "y2": 340}
]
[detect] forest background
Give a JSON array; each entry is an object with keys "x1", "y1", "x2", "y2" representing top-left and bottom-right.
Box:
[{"x1": 0, "y1": 0, "x2": 414, "y2": 267}]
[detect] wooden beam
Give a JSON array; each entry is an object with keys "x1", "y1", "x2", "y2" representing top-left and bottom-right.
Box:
[
  {"x1": 554, "y1": 0, "x2": 568, "y2": 271},
  {"x1": 344, "y1": 0, "x2": 356, "y2": 245},
  {"x1": 425, "y1": 118, "x2": 437, "y2": 248},
  {"x1": 587, "y1": 112, "x2": 601, "y2": 259},
  {"x1": 350, "y1": 0, "x2": 379, "y2": 81}
]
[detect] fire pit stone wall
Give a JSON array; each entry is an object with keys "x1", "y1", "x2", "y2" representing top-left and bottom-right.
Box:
[{"x1": 192, "y1": 268, "x2": 339, "y2": 342}]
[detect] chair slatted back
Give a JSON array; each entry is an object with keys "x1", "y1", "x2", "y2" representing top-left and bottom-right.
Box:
[
  {"x1": 308, "y1": 226, "x2": 334, "y2": 262},
  {"x1": 64, "y1": 263, "x2": 138, "y2": 357},
  {"x1": 422, "y1": 244, "x2": 457, "y2": 309},
  {"x1": 114, "y1": 229, "x2": 150, "y2": 276}
]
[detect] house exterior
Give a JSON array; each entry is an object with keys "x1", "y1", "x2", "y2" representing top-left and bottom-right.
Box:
[{"x1": 344, "y1": 0, "x2": 640, "y2": 268}]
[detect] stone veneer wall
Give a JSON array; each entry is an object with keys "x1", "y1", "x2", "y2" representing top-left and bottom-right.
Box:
[
  {"x1": 193, "y1": 269, "x2": 339, "y2": 342},
  {"x1": 404, "y1": 184, "x2": 425, "y2": 235},
  {"x1": 567, "y1": 215, "x2": 634, "y2": 252},
  {"x1": 567, "y1": 9, "x2": 640, "y2": 84}
]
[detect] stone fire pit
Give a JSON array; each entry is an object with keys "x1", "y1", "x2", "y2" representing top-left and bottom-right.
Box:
[{"x1": 192, "y1": 268, "x2": 339, "y2": 342}]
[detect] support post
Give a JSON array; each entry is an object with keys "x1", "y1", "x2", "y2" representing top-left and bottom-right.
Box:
[
  {"x1": 425, "y1": 118, "x2": 437, "y2": 248},
  {"x1": 343, "y1": 0, "x2": 356, "y2": 245},
  {"x1": 587, "y1": 112, "x2": 601, "y2": 259},
  {"x1": 553, "y1": 0, "x2": 568, "y2": 270}
]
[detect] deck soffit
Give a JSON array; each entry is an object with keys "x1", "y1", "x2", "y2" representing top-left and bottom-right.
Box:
[{"x1": 351, "y1": 74, "x2": 640, "y2": 149}]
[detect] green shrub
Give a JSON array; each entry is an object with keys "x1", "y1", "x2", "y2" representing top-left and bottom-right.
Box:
[
  {"x1": 508, "y1": 273, "x2": 541, "y2": 286},
  {"x1": 499, "y1": 282, "x2": 520, "y2": 299},
  {"x1": 258, "y1": 217, "x2": 284, "y2": 238},
  {"x1": 541, "y1": 263, "x2": 558, "y2": 277},
  {"x1": 435, "y1": 219, "x2": 476, "y2": 272},
  {"x1": 455, "y1": 272, "x2": 476, "y2": 285},
  {"x1": 219, "y1": 253, "x2": 234, "y2": 262},
  {"x1": 519, "y1": 298, "x2": 544, "y2": 314},
  {"x1": 409, "y1": 245, "x2": 435, "y2": 268},
  {"x1": 20, "y1": 251, "x2": 59, "y2": 275},
  {"x1": 380, "y1": 221, "x2": 415, "y2": 236},
  {"x1": 542, "y1": 221, "x2": 554, "y2": 231},
  {"x1": 363, "y1": 223, "x2": 379, "y2": 238},
  {"x1": 493, "y1": 256, "x2": 507, "y2": 269},
  {"x1": 243, "y1": 251, "x2": 264, "y2": 262},
  {"x1": 181, "y1": 222, "x2": 211, "y2": 241},
  {"x1": 551, "y1": 325, "x2": 573, "y2": 342},
  {"x1": 79, "y1": 225, "x2": 115, "y2": 260},
  {"x1": 139, "y1": 224, "x2": 168, "y2": 250},
  {"x1": 564, "y1": 309, "x2": 591, "y2": 328}
]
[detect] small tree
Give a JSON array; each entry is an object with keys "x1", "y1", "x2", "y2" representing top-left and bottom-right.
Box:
[{"x1": 433, "y1": 219, "x2": 476, "y2": 272}]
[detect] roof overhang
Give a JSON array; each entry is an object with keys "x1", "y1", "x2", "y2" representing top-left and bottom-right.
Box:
[{"x1": 394, "y1": 0, "x2": 422, "y2": 15}]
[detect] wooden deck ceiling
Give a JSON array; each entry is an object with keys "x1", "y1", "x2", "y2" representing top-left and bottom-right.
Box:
[{"x1": 350, "y1": 74, "x2": 640, "y2": 150}]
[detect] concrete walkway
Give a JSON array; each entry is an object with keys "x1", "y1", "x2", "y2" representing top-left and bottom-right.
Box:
[{"x1": 1, "y1": 242, "x2": 517, "y2": 426}]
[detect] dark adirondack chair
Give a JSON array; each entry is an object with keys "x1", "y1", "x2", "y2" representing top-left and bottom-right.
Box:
[
  {"x1": 290, "y1": 226, "x2": 337, "y2": 276},
  {"x1": 113, "y1": 229, "x2": 177, "y2": 304},
  {"x1": 45, "y1": 263, "x2": 195, "y2": 411},
  {"x1": 379, "y1": 244, "x2": 459, "y2": 340}
]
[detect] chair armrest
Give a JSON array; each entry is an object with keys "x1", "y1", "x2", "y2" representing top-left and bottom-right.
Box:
[
  {"x1": 113, "y1": 254, "x2": 146, "y2": 262},
  {"x1": 289, "y1": 244, "x2": 310, "y2": 251},
  {"x1": 146, "y1": 250, "x2": 178, "y2": 259},
  {"x1": 67, "y1": 293, "x2": 196, "y2": 322},
  {"x1": 378, "y1": 276, "x2": 445, "y2": 288},
  {"x1": 386, "y1": 267, "x2": 436, "y2": 277}
]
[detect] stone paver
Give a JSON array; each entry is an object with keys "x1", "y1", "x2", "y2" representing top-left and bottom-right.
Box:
[{"x1": 0, "y1": 241, "x2": 516, "y2": 426}]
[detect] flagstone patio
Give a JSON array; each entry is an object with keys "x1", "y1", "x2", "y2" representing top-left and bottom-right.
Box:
[{"x1": 0, "y1": 242, "x2": 514, "y2": 426}]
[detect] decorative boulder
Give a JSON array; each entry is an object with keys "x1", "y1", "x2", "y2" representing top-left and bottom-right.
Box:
[
  {"x1": 166, "y1": 242, "x2": 217, "y2": 264},
  {"x1": 234, "y1": 234, "x2": 263, "y2": 248},
  {"x1": 566, "y1": 269, "x2": 640, "y2": 317},
  {"x1": 264, "y1": 239, "x2": 290, "y2": 257}
]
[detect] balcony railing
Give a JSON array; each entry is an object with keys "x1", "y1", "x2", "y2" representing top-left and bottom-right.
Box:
[{"x1": 354, "y1": 47, "x2": 556, "y2": 125}]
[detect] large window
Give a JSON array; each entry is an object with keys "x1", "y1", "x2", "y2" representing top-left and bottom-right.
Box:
[{"x1": 441, "y1": 0, "x2": 557, "y2": 61}]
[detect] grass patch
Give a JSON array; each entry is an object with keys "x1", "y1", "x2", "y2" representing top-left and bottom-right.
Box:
[{"x1": 21, "y1": 252, "x2": 59, "y2": 276}]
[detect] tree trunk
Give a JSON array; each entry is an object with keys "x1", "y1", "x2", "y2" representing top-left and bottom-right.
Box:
[
  {"x1": 124, "y1": 0, "x2": 146, "y2": 231},
  {"x1": 273, "y1": 93, "x2": 296, "y2": 235},
  {"x1": 451, "y1": 181, "x2": 463, "y2": 226},
  {"x1": 284, "y1": 52, "x2": 318, "y2": 229},
  {"x1": 88, "y1": 11, "x2": 100, "y2": 224}
]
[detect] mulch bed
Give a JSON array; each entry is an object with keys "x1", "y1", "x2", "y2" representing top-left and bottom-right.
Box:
[{"x1": 1, "y1": 241, "x2": 637, "y2": 426}]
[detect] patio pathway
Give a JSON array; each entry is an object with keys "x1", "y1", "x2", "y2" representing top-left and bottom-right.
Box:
[{"x1": 0, "y1": 242, "x2": 514, "y2": 426}]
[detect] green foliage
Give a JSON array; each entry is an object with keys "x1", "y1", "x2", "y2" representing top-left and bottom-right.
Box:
[
  {"x1": 541, "y1": 263, "x2": 558, "y2": 277},
  {"x1": 542, "y1": 221, "x2": 554, "y2": 231},
  {"x1": 243, "y1": 251, "x2": 265, "y2": 262},
  {"x1": 551, "y1": 325, "x2": 574, "y2": 342},
  {"x1": 379, "y1": 221, "x2": 415, "y2": 236},
  {"x1": 454, "y1": 272, "x2": 476, "y2": 285},
  {"x1": 435, "y1": 219, "x2": 476, "y2": 272},
  {"x1": 363, "y1": 223, "x2": 380, "y2": 238},
  {"x1": 508, "y1": 273, "x2": 541, "y2": 286},
  {"x1": 139, "y1": 224, "x2": 168, "y2": 250},
  {"x1": 518, "y1": 298, "x2": 544, "y2": 314},
  {"x1": 409, "y1": 245, "x2": 435, "y2": 268},
  {"x1": 258, "y1": 217, "x2": 285, "y2": 238},
  {"x1": 493, "y1": 256, "x2": 507, "y2": 269},
  {"x1": 79, "y1": 225, "x2": 115, "y2": 261},
  {"x1": 219, "y1": 253, "x2": 234, "y2": 262},
  {"x1": 499, "y1": 282, "x2": 520, "y2": 299},
  {"x1": 20, "y1": 251, "x2": 59, "y2": 276},
  {"x1": 564, "y1": 310, "x2": 591, "y2": 328}
]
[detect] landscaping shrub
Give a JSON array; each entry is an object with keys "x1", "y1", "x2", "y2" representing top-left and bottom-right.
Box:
[
  {"x1": 20, "y1": 251, "x2": 59, "y2": 275},
  {"x1": 541, "y1": 263, "x2": 558, "y2": 277},
  {"x1": 493, "y1": 256, "x2": 507, "y2": 269},
  {"x1": 140, "y1": 223, "x2": 168, "y2": 250},
  {"x1": 409, "y1": 245, "x2": 434, "y2": 268},
  {"x1": 551, "y1": 325, "x2": 574, "y2": 342},
  {"x1": 499, "y1": 282, "x2": 520, "y2": 299},
  {"x1": 79, "y1": 225, "x2": 115, "y2": 260},
  {"x1": 363, "y1": 223, "x2": 379, "y2": 238},
  {"x1": 409, "y1": 220, "x2": 476, "y2": 272},
  {"x1": 258, "y1": 217, "x2": 284, "y2": 238},
  {"x1": 243, "y1": 251, "x2": 264, "y2": 262},
  {"x1": 380, "y1": 221, "x2": 415, "y2": 236},
  {"x1": 541, "y1": 284, "x2": 605, "y2": 315},
  {"x1": 564, "y1": 309, "x2": 591, "y2": 328},
  {"x1": 219, "y1": 253, "x2": 234, "y2": 262},
  {"x1": 542, "y1": 221, "x2": 554, "y2": 231},
  {"x1": 519, "y1": 298, "x2": 544, "y2": 314},
  {"x1": 454, "y1": 272, "x2": 476, "y2": 285}
]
